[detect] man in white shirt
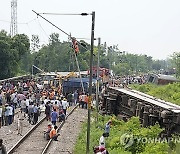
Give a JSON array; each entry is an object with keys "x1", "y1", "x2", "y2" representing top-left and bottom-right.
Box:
[
  {"x1": 99, "y1": 133, "x2": 106, "y2": 148},
  {"x1": 61, "y1": 98, "x2": 68, "y2": 115},
  {"x1": 11, "y1": 92, "x2": 16, "y2": 102},
  {"x1": 8, "y1": 104, "x2": 14, "y2": 125}
]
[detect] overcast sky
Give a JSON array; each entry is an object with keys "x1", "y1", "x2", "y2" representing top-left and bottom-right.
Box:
[{"x1": 1, "y1": 0, "x2": 180, "y2": 60}]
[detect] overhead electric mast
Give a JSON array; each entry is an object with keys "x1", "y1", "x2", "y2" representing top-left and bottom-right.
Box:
[{"x1": 10, "y1": 0, "x2": 18, "y2": 37}]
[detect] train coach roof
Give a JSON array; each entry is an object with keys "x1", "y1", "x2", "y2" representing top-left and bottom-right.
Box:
[
  {"x1": 64, "y1": 78, "x2": 96, "y2": 83},
  {"x1": 0, "y1": 75, "x2": 30, "y2": 83},
  {"x1": 152, "y1": 74, "x2": 179, "y2": 81},
  {"x1": 110, "y1": 87, "x2": 180, "y2": 113}
]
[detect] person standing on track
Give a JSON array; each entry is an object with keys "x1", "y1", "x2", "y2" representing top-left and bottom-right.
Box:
[
  {"x1": 28, "y1": 102, "x2": 34, "y2": 124},
  {"x1": 4, "y1": 104, "x2": 9, "y2": 126},
  {"x1": 12, "y1": 94, "x2": 18, "y2": 109},
  {"x1": 45, "y1": 102, "x2": 51, "y2": 121},
  {"x1": 67, "y1": 92, "x2": 72, "y2": 106},
  {"x1": 81, "y1": 93, "x2": 86, "y2": 109},
  {"x1": 61, "y1": 98, "x2": 68, "y2": 115},
  {"x1": 8, "y1": 104, "x2": 13, "y2": 125},
  {"x1": 51, "y1": 108, "x2": 58, "y2": 126},
  {"x1": 21, "y1": 98, "x2": 27, "y2": 118},
  {"x1": 33, "y1": 103, "x2": 39, "y2": 124},
  {"x1": 17, "y1": 108, "x2": 24, "y2": 136},
  {"x1": 73, "y1": 90, "x2": 78, "y2": 105}
]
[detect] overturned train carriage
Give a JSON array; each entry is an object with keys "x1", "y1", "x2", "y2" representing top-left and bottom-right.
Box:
[
  {"x1": 0, "y1": 75, "x2": 31, "y2": 84},
  {"x1": 101, "y1": 87, "x2": 180, "y2": 136}
]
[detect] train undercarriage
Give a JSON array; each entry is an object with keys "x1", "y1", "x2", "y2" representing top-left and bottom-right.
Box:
[{"x1": 100, "y1": 87, "x2": 180, "y2": 136}]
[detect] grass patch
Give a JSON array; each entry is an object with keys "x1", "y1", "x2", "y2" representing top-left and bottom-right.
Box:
[
  {"x1": 129, "y1": 83, "x2": 180, "y2": 105},
  {"x1": 73, "y1": 112, "x2": 129, "y2": 154},
  {"x1": 74, "y1": 112, "x2": 179, "y2": 154}
]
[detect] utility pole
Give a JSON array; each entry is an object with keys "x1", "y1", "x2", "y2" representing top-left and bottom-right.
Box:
[
  {"x1": 69, "y1": 34, "x2": 85, "y2": 94},
  {"x1": 86, "y1": 11, "x2": 95, "y2": 154},
  {"x1": 10, "y1": 0, "x2": 17, "y2": 37},
  {"x1": 96, "y1": 37, "x2": 100, "y2": 124},
  {"x1": 31, "y1": 10, "x2": 95, "y2": 152}
]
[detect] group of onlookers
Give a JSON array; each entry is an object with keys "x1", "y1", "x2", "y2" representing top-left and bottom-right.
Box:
[
  {"x1": 0, "y1": 103, "x2": 14, "y2": 128},
  {"x1": 112, "y1": 75, "x2": 147, "y2": 87},
  {"x1": 43, "y1": 90, "x2": 90, "y2": 141},
  {"x1": 93, "y1": 120, "x2": 112, "y2": 154},
  {"x1": 0, "y1": 78, "x2": 65, "y2": 129}
]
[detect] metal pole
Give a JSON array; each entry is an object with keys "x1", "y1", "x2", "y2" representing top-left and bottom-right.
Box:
[
  {"x1": 96, "y1": 37, "x2": 100, "y2": 124},
  {"x1": 74, "y1": 52, "x2": 85, "y2": 94},
  {"x1": 86, "y1": 11, "x2": 95, "y2": 154},
  {"x1": 32, "y1": 65, "x2": 33, "y2": 77},
  {"x1": 69, "y1": 34, "x2": 85, "y2": 93}
]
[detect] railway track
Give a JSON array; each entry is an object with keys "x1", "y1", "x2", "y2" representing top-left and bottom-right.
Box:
[{"x1": 7, "y1": 105, "x2": 78, "y2": 154}]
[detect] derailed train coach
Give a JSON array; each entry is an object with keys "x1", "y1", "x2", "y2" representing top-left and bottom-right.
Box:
[
  {"x1": 0, "y1": 75, "x2": 31, "y2": 85},
  {"x1": 101, "y1": 87, "x2": 180, "y2": 136}
]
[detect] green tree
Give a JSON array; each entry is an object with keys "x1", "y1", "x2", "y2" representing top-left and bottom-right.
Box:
[
  {"x1": 0, "y1": 30, "x2": 30, "y2": 79},
  {"x1": 172, "y1": 52, "x2": 180, "y2": 77}
]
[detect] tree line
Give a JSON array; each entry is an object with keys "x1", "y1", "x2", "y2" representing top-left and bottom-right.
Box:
[{"x1": 0, "y1": 30, "x2": 179, "y2": 80}]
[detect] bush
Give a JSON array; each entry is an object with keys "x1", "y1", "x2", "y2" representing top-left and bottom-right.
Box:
[
  {"x1": 130, "y1": 83, "x2": 180, "y2": 105},
  {"x1": 74, "y1": 113, "x2": 176, "y2": 154}
]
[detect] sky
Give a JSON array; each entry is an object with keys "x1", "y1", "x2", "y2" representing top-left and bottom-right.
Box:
[{"x1": 1, "y1": 0, "x2": 180, "y2": 60}]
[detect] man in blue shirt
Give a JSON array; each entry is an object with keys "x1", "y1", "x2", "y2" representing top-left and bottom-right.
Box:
[
  {"x1": 51, "y1": 108, "x2": 58, "y2": 126},
  {"x1": 33, "y1": 104, "x2": 39, "y2": 124},
  {"x1": 104, "y1": 120, "x2": 112, "y2": 137}
]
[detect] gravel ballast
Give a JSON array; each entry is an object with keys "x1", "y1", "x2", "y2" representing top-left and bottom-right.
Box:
[{"x1": 46, "y1": 108, "x2": 87, "y2": 154}]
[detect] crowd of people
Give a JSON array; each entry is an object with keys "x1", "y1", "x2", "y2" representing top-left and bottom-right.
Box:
[
  {"x1": 0, "y1": 78, "x2": 81, "y2": 132},
  {"x1": 43, "y1": 90, "x2": 91, "y2": 141},
  {"x1": 0, "y1": 74, "x2": 122, "y2": 153},
  {"x1": 0, "y1": 77, "x2": 95, "y2": 146},
  {"x1": 111, "y1": 75, "x2": 147, "y2": 87}
]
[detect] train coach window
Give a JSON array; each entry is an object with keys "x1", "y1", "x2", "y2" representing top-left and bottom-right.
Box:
[{"x1": 149, "y1": 76, "x2": 154, "y2": 83}]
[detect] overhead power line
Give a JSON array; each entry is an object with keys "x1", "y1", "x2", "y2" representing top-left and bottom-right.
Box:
[
  {"x1": 0, "y1": 18, "x2": 36, "y2": 25},
  {"x1": 32, "y1": 10, "x2": 89, "y2": 51},
  {"x1": 32, "y1": 10, "x2": 70, "y2": 36},
  {"x1": 38, "y1": 12, "x2": 91, "y2": 16}
]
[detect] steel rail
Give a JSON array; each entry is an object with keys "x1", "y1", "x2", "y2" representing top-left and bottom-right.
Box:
[
  {"x1": 7, "y1": 116, "x2": 46, "y2": 154},
  {"x1": 41, "y1": 104, "x2": 79, "y2": 154},
  {"x1": 7, "y1": 104, "x2": 79, "y2": 154}
]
